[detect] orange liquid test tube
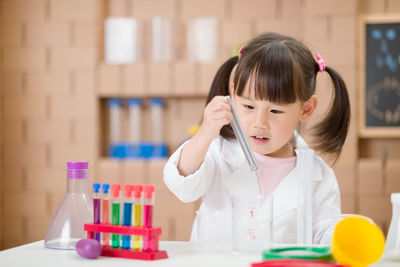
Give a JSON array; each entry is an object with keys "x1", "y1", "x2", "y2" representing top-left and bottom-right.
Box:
[{"x1": 102, "y1": 183, "x2": 110, "y2": 246}]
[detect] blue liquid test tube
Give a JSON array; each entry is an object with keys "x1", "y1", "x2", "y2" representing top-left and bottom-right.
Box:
[
  {"x1": 122, "y1": 184, "x2": 134, "y2": 249},
  {"x1": 93, "y1": 183, "x2": 101, "y2": 242}
]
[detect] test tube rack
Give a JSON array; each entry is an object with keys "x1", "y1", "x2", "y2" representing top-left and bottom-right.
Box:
[{"x1": 84, "y1": 223, "x2": 168, "y2": 260}]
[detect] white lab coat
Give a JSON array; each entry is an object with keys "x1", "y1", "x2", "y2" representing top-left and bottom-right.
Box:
[{"x1": 163, "y1": 132, "x2": 341, "y2": 244}]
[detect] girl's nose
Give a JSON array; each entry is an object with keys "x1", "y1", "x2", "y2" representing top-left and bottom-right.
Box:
[{"x1": 253, "y1": 111, "x2": 269, "y2": 129}]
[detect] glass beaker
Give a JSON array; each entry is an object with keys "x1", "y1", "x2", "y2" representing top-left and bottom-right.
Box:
[
  {"x1": 232, "y1": 195, "x2": 273, "y2": 254},
  {"x1": 384, "y1": 193, "x2": 400, "y2": 261},
  {"x1": 196, "y1": 209, "x2": 226, "y2": 251},
  {"x1": 44, "y1": 162, "x2": 93, "y2": 250}
]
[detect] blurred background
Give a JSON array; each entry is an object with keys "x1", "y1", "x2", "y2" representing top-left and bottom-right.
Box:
[{"x1": 1, "y1": 0, "x2": 400, "y2": 250}]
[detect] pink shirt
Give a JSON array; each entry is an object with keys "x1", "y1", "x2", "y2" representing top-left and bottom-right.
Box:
[{"x1": 254, "y1": 152, "x2": 297, "y2": 195}]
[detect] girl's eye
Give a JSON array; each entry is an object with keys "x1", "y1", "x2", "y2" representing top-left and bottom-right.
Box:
[
  {"x1": 271, "y1": 109, "x2": 283, "y2": 114},
  {"x1": 244, "y1": 104, "x2": 254, "y2": 110}
]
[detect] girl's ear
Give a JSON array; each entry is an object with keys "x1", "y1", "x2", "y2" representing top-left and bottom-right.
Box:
[
  {"x1": 229, "y1": 82, "x2": 234, "y2": 96},
  {"x1": 300, "y1": 95, "x2": 317, "y2": 122}
]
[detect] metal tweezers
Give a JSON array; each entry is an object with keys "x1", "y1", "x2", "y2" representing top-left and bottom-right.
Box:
[{"x1": 225, "y1": 96, "x2": 259, "y2": 172}]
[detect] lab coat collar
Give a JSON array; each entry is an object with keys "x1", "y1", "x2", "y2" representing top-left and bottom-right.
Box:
[
  {"x1": 220, "y1": 131, "x2": 320, "y2": 178},
  {"x1": 220, "y1": 132, "x2": 322, "y2": 218},
  {"x1": 220, "y1": 137, "x2": 260, "y2": 195},
  {"x1": 220, "y1": 137, "x2": 244, "y2": 167}
]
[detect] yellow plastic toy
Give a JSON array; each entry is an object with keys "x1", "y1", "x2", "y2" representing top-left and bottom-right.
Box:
[
  {"x1": 187, "y1": 125, "x2": 200, "y2": 136},
  {"x1": 331, "y1": 216, "x2": 385, "y2": 267}
]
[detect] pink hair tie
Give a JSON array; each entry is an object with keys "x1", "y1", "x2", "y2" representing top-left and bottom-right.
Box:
[
  {"x1": 238, "y1": 44, "x2": 246, "y2": 60},
  {"x1": 316, "y1": 53, "x2": 325, "y2": 72}
]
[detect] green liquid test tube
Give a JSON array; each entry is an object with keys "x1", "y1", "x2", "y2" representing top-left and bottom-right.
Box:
[{"x1": 110, "y1": 184, "x2": 121, "y2": 248}]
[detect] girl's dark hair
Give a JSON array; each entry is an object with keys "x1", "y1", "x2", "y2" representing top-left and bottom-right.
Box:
[
  {"x1": 205, "y1": 32, "x2": 350, "y2": 161},
  {"x1": 205, "y1": 56, "x2": 238, "y2": 139}
]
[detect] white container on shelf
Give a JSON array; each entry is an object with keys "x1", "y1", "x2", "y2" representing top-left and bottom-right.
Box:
[
  {"x1": 152, "y1": 17, "x2": 172, "y2": 62},
  {"x1": 187, "y1": 17, "x2": 219, "y2": 62},
  {"x1": 104, "y1": 17, "x2": 139, "y2": 64}
]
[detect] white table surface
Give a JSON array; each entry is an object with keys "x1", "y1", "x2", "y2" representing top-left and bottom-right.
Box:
[
  {"x1": 0, "y1": 241, "x2": 398, "y2": 267},
  {"x1": 0, "y1": 241, "x2": 262, "y2": 267}
]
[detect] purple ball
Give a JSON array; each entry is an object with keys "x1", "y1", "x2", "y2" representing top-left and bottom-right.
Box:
[{"x1": 75, "y1": 239, "x2": 102, "y2": 259}]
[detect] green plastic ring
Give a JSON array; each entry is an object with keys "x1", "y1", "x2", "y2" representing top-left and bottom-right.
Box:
[{"x1": 262, "y1": 246, "x2": 333, "y2": 262}]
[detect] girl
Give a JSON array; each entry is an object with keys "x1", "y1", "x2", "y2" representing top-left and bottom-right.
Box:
[{"x1": 164, "y1": 32, "x2": 350, "y2": 244}]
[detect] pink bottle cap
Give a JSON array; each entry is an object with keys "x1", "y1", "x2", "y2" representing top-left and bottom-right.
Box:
[
  {"x1": 132, "y1": 184, "x2": 143, "y2": 198},
  {"x1": 67, "y1": 161, "x2": 88, "y2": 169},
  {"x1": 66, "y1": 162, "x2": 89, "y2": 179},
  {"x1": 143, "y1": 185, "x2": 155, "y2": 199},
  {"x1": 123, "y1": 184, "x2": 134, "y2": 198},
  {"x1": 110, "y1": 184, "x2": 121, "y2": 198}
]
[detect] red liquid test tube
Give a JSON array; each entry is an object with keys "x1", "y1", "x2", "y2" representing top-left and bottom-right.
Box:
[{"x1": 143, "y1": 185, "x2": 155, "y2": 252}]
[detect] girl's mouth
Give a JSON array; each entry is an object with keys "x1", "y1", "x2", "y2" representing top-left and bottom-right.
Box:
[{"x1": 251, "y1": 136, "x2": 269, "y2": 144}]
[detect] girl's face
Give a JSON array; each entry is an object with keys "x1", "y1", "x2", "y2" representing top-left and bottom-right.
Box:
[{"x1": 232, "y1": 85, "x2": 315, "y2": 158}]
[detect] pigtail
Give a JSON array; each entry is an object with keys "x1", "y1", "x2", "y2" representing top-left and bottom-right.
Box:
[
  {"x1": 206, "y1": 56, "x2": 238, "y2": 103},
  {"x1": 205, "y1": 56, "x2": 238, "y2": 139},
  {"x1": 313, "y1": 66, "x2": 350, "y2": 161}
]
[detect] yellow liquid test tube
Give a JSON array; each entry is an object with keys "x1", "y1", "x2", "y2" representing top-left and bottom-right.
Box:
[
  {"x1": 133, "y1": 204, "x2": 142, "y2": 250},
  {"x1": 132, "y1": 185, "x2": 143, "y2": 251}
]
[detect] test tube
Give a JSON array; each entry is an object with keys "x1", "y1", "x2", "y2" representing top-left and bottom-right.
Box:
[
  {"x1": 225, "y1": 96, "x2": 258, "y2": 172},
  {"x1": 110, "y1": 184, "x2": 121, "y2": 248},
  {"x1": 132, "y1": 184, "x2": 143, "y2": 251},
  {"x1": 93, "y1": 183, "x2": 101, "y2": 242},
  {"x1": 149, "y1": 98, "x2": 164, "y2": 144},
  {"x1": 128, "y1": 98, "x2": 142, "y2": 158},
  {"x1": 101, "y1": 183, "x2": 111, "y2": 246},
  {"x1": 122, "y1": 184, "x2": 134, "y2": 249},
  {"x1": 108, "y1": 98, "x2": 122, "y2": 146},
  {"x1": 143, "y1": 185, "x2": 155, "y2": 252},
  {"x1": 128, "y1": 98, "x2": 142, "y2": 144}
]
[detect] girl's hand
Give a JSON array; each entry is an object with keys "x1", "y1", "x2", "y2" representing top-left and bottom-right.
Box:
[
  {"x1": 199, "y1": 96, "x2": 232, "y2": 141},
  {"x1": 177, "y1": 96, "x2": 232, "y2": 176}
]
